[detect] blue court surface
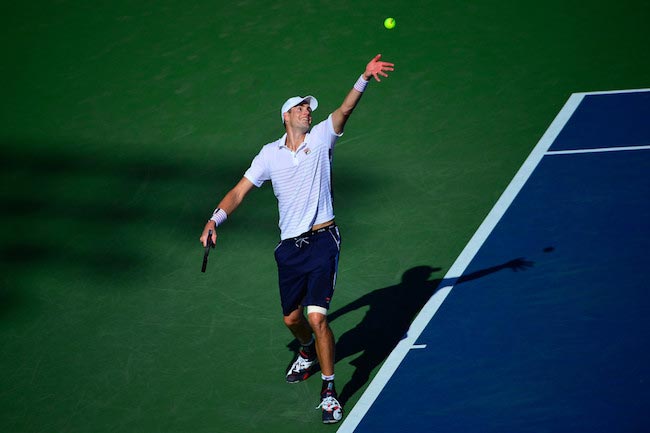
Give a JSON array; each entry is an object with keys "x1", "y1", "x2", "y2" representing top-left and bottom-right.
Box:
[{"x1": 338, "y1": 90, "x2": 650, "y2": 433}]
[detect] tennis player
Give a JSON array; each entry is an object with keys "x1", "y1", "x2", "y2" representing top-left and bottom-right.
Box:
[{"x1": 199, "y1": 54, "x2": 394, "y2": 424}]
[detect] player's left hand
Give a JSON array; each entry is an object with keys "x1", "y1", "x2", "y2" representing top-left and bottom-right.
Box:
[{"x1": 364, "y1": 54, "x2": 394, "y2": 82}]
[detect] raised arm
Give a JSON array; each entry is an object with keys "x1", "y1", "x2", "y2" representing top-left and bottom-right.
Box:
[
  {"x1": 331, "y1": 54, "x2": 394, "y2": 134},
  {"x1": 199, "y1": 176, "x2": 255, "y2": 247}
]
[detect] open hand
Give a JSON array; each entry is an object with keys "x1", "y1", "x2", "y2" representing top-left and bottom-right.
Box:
[{"x1": 364, "y1": 54, "x2": 395, "y2": 82}]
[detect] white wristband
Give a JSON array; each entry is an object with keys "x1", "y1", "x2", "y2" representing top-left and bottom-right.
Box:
[
  {"x1": 209, "y1": 208, "x2": 228, "y2": 227},
  {"x1": 354, "y1": 75, "x2": 369, "y2": 93}
]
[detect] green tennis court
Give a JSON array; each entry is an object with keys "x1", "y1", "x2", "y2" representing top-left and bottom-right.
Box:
[{"x1": 2, "y1": 1, "x2": 648, "y2": 432}]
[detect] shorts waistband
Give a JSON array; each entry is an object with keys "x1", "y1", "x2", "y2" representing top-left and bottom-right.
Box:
[{"x1": 289, "y1": 222, "x2": 337, "y2": 241}]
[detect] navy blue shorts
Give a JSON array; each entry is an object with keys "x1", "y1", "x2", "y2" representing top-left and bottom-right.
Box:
[{"x1": 274, "y1": 224, "x2": 341, "y2": 316}]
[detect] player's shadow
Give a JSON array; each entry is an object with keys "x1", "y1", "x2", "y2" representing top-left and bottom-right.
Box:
[{"x1": 329, "y1": 258, "x2": 533, "y2": 406}]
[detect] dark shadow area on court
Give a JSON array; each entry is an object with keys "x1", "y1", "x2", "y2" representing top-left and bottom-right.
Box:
[
  {"x1": 326, "y1": 258, "x2": 534, "y2": 406},
  {"x1": 0, "y1": 139, "x2": 250, "y2": 298}
]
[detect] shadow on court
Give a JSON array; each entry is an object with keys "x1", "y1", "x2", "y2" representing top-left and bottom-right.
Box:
[
  {"x1": 0, "y1": 140, "x2": 245, "y2": 284},
  {"x1": 330, "y1": 258, "x2": 533, "y2": 406},
  {"x1": 0, "y1": 138, "x2": 269, "y2": 324}
]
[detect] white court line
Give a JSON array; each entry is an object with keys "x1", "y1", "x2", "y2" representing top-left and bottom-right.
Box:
[
  {"x1": 336, "y1": 92, "x2": 588, "y2": 433},
  {"x1": 572, "y1": 87, "x2": 650, "y2": 96},
  {"x1": 411, "y1": 345, "x2": 427, "y2": 350},
  {"x1": 546, "y1": 144, "x2": 650, "y2": 155}
]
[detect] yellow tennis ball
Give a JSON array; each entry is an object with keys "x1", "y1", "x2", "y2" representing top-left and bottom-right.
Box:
[{"x1": 384, "y1": 17, "x2": 396, "y2": 30}]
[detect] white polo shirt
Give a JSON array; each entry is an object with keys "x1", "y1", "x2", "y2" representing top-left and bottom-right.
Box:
[{"x1": 244, "y1": 114, "x2": 343, "y2": 240}]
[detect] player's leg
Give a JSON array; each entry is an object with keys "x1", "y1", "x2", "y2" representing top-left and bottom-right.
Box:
[
  {"x1": 306, "y1": 310, "x2": 335, "y2": 376},
  {"x1": 306, "y1": 226, "x2": 341, "y2": 377},
  {"x1": 306, "y1": 227, "x2": 343, "y2": 423},
  {"x1": 284, "y1": 307, "x2": 319, "y2": 383},
  {"x1": 307, "y1": 308, "x2": 342, "y2": 423},
  {"x1": 275, "y1": 239, "x2": 319, "y2": 381}
]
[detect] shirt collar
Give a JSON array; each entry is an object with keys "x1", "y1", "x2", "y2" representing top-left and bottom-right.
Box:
[{"x1": 277, "y1": 132, "x2": 310, "y2": 149}]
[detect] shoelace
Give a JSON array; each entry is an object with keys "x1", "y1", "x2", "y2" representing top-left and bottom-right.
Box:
[
  {"x1": 290, "y1": 355, "x2": 311, "y2": 373},
  {"x1": 294, "y1": 236, "x2": 310, "y2": 248},
  {"x1": 316, "y1": 395, "x2": 341, "y2": 411}
]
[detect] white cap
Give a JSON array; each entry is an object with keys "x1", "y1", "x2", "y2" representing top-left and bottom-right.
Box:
[{"x1": 280, "y1": 95, "x2": 318, "y2": 123}]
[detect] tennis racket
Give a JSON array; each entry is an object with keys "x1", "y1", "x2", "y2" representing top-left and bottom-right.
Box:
[{"x1": 201, "y1": 229, "x2": 215, "y2": 273}]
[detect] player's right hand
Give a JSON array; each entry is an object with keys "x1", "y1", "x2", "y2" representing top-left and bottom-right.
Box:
[{"x1": 200, "y1": 222, "x2": 217, "y2": 247}]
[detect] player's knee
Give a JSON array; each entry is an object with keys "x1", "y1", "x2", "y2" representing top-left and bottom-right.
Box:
[
  {"x1": 307, "y1": 312, "x2": 328, "y2": 333},
  {"x1": 283, "y1": 311, "x2": 303, "y2": 328}
]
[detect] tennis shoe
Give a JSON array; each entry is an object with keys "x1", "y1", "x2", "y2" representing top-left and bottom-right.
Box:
[
  {"x1": 286, "y1": 353, "x2": 318, "y2": 383},
  {"x1": 317, "y1": 391, "x2": 343, "y2": 424}
]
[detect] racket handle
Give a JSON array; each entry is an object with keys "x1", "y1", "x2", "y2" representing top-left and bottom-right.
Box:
[{"x1": 202, "y1": 229, "x2": 214, "y2": 273}]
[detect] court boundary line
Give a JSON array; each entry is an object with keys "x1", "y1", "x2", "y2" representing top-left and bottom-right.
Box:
[
  {"x1": 546, "y1": 144, "x2": 650, "y2": 155},
  {"x1": 572, "y1": 87, "x2": 650, "y2": 95},
  {"x1": 336, "y1": 92, "x2": 590, "y2": 433}
]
